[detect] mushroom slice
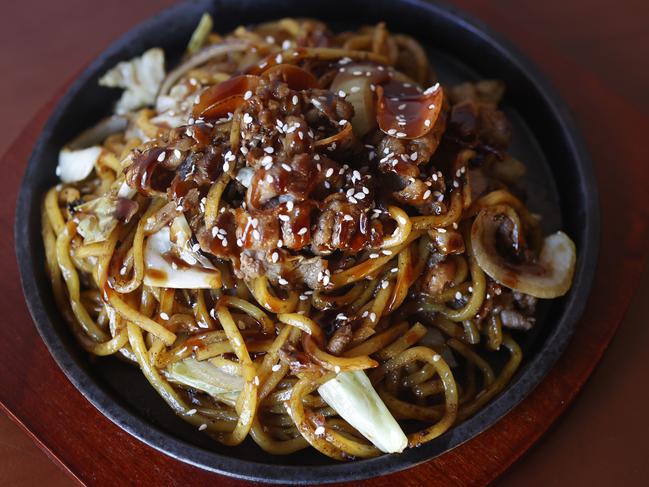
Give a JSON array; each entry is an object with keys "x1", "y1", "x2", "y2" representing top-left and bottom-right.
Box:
[{"x1": 471, "y1": 206, "x2": 576, "y2": 298}]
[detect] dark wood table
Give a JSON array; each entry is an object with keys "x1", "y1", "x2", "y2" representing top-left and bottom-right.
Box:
[{"x1": 1, "y1": 1, "x2": 648, "y2": 485}]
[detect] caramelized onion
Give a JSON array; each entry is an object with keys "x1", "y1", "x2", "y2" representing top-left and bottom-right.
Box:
[
  {"x1": 471, "y1": 206, "x2": 576, "y2": 298},
  {"x1": 377, "y1": 83, "x2": 443, "y2": 139},
  {"x1": 330, "y1": 66, "x2": 387, "y2": 137},
  {"x1": 192, "y1": 75, "x2": 259, "y2": 120},
  {"x1": 262, "y1": 64, "x2": 319, "y2": 90}
]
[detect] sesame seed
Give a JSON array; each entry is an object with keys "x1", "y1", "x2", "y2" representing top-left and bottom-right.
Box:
[
  {"x1": 423, "y1": 190, "x2": 432, "y2": 199},
  {"x1": 244, "y1": 90, "x2": 253, "y2": 100},
  {"x1": 325, "y1": 167, "x2": 334, "y2": 177},
  {"x1": 253, "y1": 376, "x2": 260, "y2": 386},
  {"x1": 455, "y1": 291, "x2": 462, "y2": 300},
  {"x1": 424, "y1": 83, "x2": 440, "y2": 94},
  {"x1": 253, "y1": 229, "x2": 260, "y2": 240},
  {"x1": 369, "y1": 312, "x2": 377, "y2": 322},
  {"x1": 271, "y1": 252, "x2": 279, "y2": 263},
  {"x1": 265, "y1": 175, "x2": 274, "y2": 183},
  {"x1": 279, "y1": 214, "x2": 290, "y2": 222},
  {"x1": 281, "y1": 163, "x2": 292, "y2": 172},
  {"x1": 275, "y1": 54, "x2": 283, "y2": 64},
  {"x1": 314, "y1": 426, "x2": 325, "y2": 436},
  {"x1": 382, "y1": 249, "x2": 392, "y2": 255},
  {"x1": 277, "y1": 239, "x2": 283, "y2": 247},
  {"x1": 387, "y1": 128, "x2": 397, "y2": 135},
  {"x1": 350, "y1": 86, "x2": 360, "y2": 93},
  {"x1": 159, "y1": 312, "x2": 169, "y2": 320},
  {"x1": 186, "y1": 409, "x2": 197, "y2": 415},
  {"x1": 292, "y1": 95, "x2": 298, "y2": 105},
  {"x1": 396, "y1": 132, "x2": 407, "y2": 138},
  {"x1": 334, "y1": 366, "x2": 341, "y2": 373},
  {"x1": 437, "y1": 228, "x2": 447, "y2": 233},
  {"x1": 381, "y1": 281, "x2": 389, "y2": 289},
  {"x1": 339, "y1": 119, "x2": 347, "y2": 126},
  {"x1": 243, "y1": 113, "x2": 253, "y2": 124},
  {"x1": 157, "y1": 151, "x2": 166, "y2": 162},
  {"x1": 338, "y1": 90, "x2": 346, "y2": 98},
  {"x1": 286, "y1": 201, "x2": 294, "y2": 211},
  {"x1": 264, "y1": 146, "x2": 274, "y2": 154},
  {"x1": 261, "y1": 155, "x2": 272, "y2": 165},
  {"x1": 355, "y1": 192, "x2": 365, "y2": 200},
  {"x1": 272, "y1": 364, "x2": 282, "y2": 372},
  {"x1": 424, "y1": 119, "x2": 432, "y2": 127},
  {"x1": 432, "y1": 354, "x2": 441, "y2": 362},
  {"x1": 369, "y1": 253, "x2": 379, "y2": 259},
  {"x1": 278, "y1": 277, "x2": 289, "y2": 285},
  {"x1": 322, "y1": 274, "x2": 330, "y2": 286},
  {"x1": 297, "y1": 227, "x2": 308, "y2": 236},
  {"x1": 198, "y1": 424, "x2": 207, "y2": 431}
]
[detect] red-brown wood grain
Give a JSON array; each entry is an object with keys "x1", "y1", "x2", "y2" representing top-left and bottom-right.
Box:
[{"x1": 1, "y1": 1, "x2": 649, "y2": 486}]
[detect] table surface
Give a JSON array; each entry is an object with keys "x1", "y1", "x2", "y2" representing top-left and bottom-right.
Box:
[{"x1": 1, "y1": 1, "x2": 649, "y2": 486}]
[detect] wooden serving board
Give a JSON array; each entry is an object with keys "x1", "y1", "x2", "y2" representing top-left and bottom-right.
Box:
[{"x1": 2, "y1": 1, "x2": 649, "y2": 486}]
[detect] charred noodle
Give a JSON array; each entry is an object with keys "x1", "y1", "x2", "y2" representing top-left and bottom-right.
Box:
[{"x1": 42, "y1": 16, "x2": 575, "y2": 459}]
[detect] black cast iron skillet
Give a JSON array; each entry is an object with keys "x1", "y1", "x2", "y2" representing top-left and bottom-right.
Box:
[{"x1": 15, "y1": 0, "x2": 599, "y2": 483}]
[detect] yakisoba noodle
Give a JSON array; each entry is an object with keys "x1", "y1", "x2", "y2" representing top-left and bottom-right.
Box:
[{"x1": 42, "y1": 16, "x2": 576, "y2": 459}]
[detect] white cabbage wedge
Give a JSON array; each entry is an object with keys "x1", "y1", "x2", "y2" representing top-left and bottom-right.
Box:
[
  {"x1": 317, "y1": 370, "x2": 408, "y2": 453},
  {"x1": 143, "y1": 218, "x2": 221, "y2": 289},
  {"x1": 99, "y1": 47, "x2": 165, "y2": 114},
  {"x1": 56, "y1": 146, "x2": 102, "y2": 183},
  {"x1": 165, "y1": 358, "x2": 242, "y2": 407}
]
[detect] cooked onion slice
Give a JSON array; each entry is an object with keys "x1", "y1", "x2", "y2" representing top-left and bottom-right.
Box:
[
  {"x1": 377, "y1": 82, "x2": 443, "y2": 139},
  {"x1": 471, "y1": 207, "x2": 576, "y2": 298},
  {"x1": 330, "y1": 65, "x2": 389, "y2": 137},
  {"x1": 193, "y1": 74, "x2": 260, "y2": 120},
  {"x1": 144, "y1": 225, "x2": 221, "y2": 289},
  {"x1": 262, "y1": 64, "x2": 319, "y2": 90},
  {"x1": 318, "y1": 370, "x2": 408, "y2": 454}
]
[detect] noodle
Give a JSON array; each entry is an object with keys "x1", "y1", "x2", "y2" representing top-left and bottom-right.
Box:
[{"x1": 41, "y1": 17, "x2": 576, "y2": 460}]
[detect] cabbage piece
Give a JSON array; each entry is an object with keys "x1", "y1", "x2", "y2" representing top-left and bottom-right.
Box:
[
  {"x1": 75, "y1": 195, "x2": 119, "y2": 244},
  {"x1": 317, "y1": 370, "x2": 408, "y2": 453},
  {"x1": 165, "y1": 358, "x2": 242, "y2": 407},
  {"x1": 56, "y1": 146, "x2": 102, "y2": 183},
  {"x1": 99, "y1": 47, "x2": 165, "y2": 115},
  {"x1": 152, "y1": 83, "x2": 193, "y2": 128},
  {"x1": 143, "y1": 224, "x2": 221, "y2": 289}
]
